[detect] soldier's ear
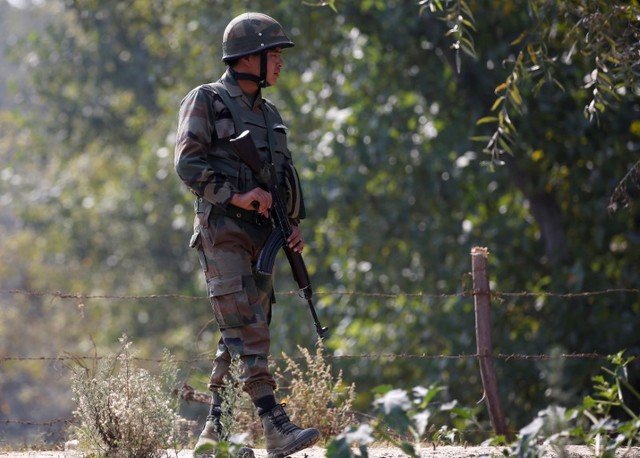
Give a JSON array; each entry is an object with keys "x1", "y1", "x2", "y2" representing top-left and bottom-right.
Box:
[{"x1": 235, "y1": 54, "x2": 255, "y2": 70}]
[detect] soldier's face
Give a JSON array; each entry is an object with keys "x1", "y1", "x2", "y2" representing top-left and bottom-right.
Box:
[
  {"x1": 242, "y1": 48, "x2": 284, "y2": 88},
  {"x1": 265, "y1": 48, "x2": 284, "y2": 86}
]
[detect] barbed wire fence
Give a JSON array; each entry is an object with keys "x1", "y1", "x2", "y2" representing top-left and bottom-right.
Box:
[
  {"x1": 0, "y1": 351, "x2": 612, "y2": 431},
  {"x1": 1, "y1": 247, "x2": 639, "y2": 437},
  {"x1": 3, "y1": 287, "x2": 640, "y2": 301}
]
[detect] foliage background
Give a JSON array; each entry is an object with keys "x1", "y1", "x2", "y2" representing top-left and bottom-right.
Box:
[{"x1": 1, "y1": 0, "x2": 639, "y2": 447}]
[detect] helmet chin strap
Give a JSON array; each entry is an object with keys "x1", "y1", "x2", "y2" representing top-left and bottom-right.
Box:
[{"x1": 230, "y1": 52, "x2": 269, "y2": 88}]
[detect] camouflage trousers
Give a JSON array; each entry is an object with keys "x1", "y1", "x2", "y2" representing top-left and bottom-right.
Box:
[{"x1": 192, "y1": 210, "x2": 276, "y2": 402}]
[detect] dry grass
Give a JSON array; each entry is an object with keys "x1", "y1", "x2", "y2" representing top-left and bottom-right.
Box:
[
  {"x1": 219, "y1": 339, "x2": 356, "y2": 447},
  {"x1": 274, "y1": 339, "x2": 356, "y2": 441},
  {"x1": 68, "y1": 335, "x2": 182, "y2": 457}
]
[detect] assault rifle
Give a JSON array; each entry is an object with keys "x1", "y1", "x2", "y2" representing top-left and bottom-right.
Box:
[{"x1": 229, "y1": 130, "x2": 329, "y2": 339}]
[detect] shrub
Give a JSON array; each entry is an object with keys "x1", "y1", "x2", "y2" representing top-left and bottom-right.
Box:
[
  {"x1": 274, "y1": 338, "x2": 356, "y2": 440},
  {"x1": 192, "y1": 339, "x2": 356, "y2": 449},
  {"x1": 69, "y1": 335, "x2": 181, "y2": 457},
  {"x1": 327, "y1": 383, "x2": 481, "y2": 457},
  {"x1": 511, "y1": 351, "x2": 640, "y2": 457},
  {"x1": 219, "y1": 357, "x2": 262, "y2": 446},
  {"x1": 325, "y1": 352, "x2": 640, "y2": 458}
]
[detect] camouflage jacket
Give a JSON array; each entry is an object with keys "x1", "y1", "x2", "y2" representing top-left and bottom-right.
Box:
[{"x1": 174, "y1": 70, "x2": 299, "y2": 213}]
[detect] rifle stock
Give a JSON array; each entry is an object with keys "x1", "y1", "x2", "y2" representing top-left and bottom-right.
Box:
[{"x1": 229, "y1": 130, "x2": 329, "y2": 339}]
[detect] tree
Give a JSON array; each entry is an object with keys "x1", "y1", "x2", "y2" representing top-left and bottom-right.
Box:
[
  {"x1": 1, "y1": 0, "x2": 639, "y2": 444},
  {"x1": 425, "y1": 0, "x2": 640, "y2": 209}
]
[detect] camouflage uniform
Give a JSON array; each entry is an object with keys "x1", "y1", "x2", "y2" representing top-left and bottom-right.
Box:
[
  {"x1": 176, "y1": 13, "x2": 320, "y2": 458},
  {"x1": 175, "y1": 69, "x2": 297, "y2": 403}
]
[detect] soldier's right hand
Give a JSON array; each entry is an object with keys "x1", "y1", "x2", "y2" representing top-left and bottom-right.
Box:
[{"x1": 231, "y1": 187, "x2": 272, "y2": 218}]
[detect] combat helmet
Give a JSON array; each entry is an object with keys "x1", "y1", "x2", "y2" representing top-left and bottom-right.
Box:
[{"x1": 222, "y1": 12, "x2": 294, "y2": 62}]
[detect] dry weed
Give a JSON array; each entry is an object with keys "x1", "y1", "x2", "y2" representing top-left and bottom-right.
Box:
[
  {"x1": 274, "y1": 338, "x2": 356, "y2": 441},
  {"x1": 69, "y1": 335, "x2": 182, "y2": 457}
]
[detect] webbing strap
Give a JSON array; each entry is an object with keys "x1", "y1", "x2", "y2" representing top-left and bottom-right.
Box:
[
  {"x1": 211, "y1": 82, "x2": 246, "y2": 135},
  {"x1": 261, "y1": 104, "x2": 276, "y2": 164},
  {"x1": 212, "y1": 81, "x2": 275, "y2": 164}
]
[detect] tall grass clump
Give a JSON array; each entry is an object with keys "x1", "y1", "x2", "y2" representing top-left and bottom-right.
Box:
[
  {"x1": 69, "y1": 335, "x2": 181, "y2": 457},
  {"x1": 274, "y1": 338, "x2": 356, "y2": 440}
]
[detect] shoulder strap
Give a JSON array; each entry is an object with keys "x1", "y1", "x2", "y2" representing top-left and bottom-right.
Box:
[
  {"x1": 261, "y1": 105, "x2": 276, "y2": 164},
  {"x1": 213, "y1": 82, "x2": 278, "y2": 164},
  {"x1": 211, "y1": 82, "x2": 246, "y2": 134}
]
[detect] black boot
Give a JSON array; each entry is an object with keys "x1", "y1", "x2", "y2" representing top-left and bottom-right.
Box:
[{"x1": 260, "y1": 404, "x2": 320, "y2": 458}]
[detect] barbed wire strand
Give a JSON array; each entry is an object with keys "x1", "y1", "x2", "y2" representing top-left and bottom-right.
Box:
[
  {"x1": 496, "y1": 288, "x2": 640, "y2": 298},
  {"x1": 1, "y1": 287, "x2": 640, "y2": 302},
  {"x1": 0, "y1": 352, "x2": 609, "y2": 364}
]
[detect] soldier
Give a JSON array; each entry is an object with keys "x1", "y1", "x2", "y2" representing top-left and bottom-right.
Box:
[{"x1": 174, "y1": 12, "x2": 320, "y2": 458}]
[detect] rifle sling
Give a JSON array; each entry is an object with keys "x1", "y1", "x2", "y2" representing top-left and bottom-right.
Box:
[
  {"x1": 213, "y1": 82, "x2": 288, "y2": 232},
  {"x1": 211, "y1": 82, "x2": 246, "y2": 133},
  {"x1": 211, "y1": 82, "x2": 275, "y2": 164}
]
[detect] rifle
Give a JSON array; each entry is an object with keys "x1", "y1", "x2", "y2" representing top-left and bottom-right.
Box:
[{"x1": 229, "y1": 130, "x2": 329, "y2": 339}]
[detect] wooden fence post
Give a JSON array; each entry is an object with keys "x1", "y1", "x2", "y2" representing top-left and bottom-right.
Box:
[{"x1": 471, "y1": 246, "x2": 507, "y2": 436}]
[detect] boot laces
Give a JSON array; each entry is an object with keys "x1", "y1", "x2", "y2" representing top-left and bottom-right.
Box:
[{"x1": 269, "y1": 404, "x2": 300, "y2": 435}]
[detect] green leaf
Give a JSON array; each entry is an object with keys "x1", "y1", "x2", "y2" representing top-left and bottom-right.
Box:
[
  {"x1": 372, "y1": 385, "x2": 394, "y2": 395},
  {"x1": 460, "y1": 1, "x2": 475, "y2": 22},
  {"x1": 476, "y1": 116, "x2": 498, "y2": 125},
  {"x1": 326, "y1": 438, "x2": 355, "y2": 458},
  {"x1": 462, "y1": 19, "x2": 477, "y2": 32},
  {"x1": 495, "y1": 82, "x2": 508, "y2": 94},
  {"x1": 511, "y1": 31, "x2": 527, "y2": 45},
  {"x1": 458, "y1": 37, "x2": 477, "y2": 59},
  {"x1": 508, "y1": 85, "x2": 523, "y2": 106},
  {"x1": 491, "y1": 96, "x2": 506, "y2": 111},
  {"x1": 498, "y1": 137, "x2": 513, "y2": 154},
  {"x1": 582, "y1": 396, "x2": 597, "y2": 409},
  {"x1": 399, "y1": 441, "x2": 417, "y2": 457}
]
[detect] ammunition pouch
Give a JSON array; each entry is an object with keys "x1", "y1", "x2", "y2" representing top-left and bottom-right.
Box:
[
  {"x1": 189, "y1": 197, "x2": 212, "y2": 250},
  {"x1": 194, "y1": 196, "x2": 213, "y2": 228}
]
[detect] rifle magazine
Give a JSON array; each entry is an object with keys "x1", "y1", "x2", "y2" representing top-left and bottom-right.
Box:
[{"x1": 256, "y1": 229, "x2": 285, "y2": 275}]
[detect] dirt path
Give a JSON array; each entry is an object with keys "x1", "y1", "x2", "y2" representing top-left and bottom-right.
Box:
[{"x1": 1, "y1": 446, "x2": 640, "y2": 457}]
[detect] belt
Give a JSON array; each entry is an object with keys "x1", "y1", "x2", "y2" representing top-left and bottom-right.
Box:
[{"x1": 212, "y1": 204, "x2": 271, "y2": 227}]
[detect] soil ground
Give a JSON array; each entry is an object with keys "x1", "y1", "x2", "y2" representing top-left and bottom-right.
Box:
[{"x1": 1, "y1": 446, "x2": 639, "y2": 457}]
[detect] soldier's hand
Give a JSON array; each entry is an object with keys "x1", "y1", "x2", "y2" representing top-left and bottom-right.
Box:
[
  {"x1": 287, "y1": 225, "x2": 304, "y2": 253},
  {"x1": 231, "y1": 188, "x2": 272, "y2": 217}
]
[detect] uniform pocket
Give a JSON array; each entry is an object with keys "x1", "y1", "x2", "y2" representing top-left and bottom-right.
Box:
[
  {"x1": 189, "y1": 226, "x2": 209, "y2": 273},
  {"x1": 215, "y1": 118, "x2": 236, "y2": 139},
  {"x1": 208, "y1": 275, "x2": 250, "y2": 329},
  {"x1": 273, "y1": 124, "x2": 292, "y2": 159},
  {"x1": 271, "y1": 124, "x2": 292, "y2": 191}
]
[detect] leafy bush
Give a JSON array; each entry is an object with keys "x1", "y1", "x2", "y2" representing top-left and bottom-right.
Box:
[
  {"x1": 69, "y1": 335, "x2": 181, "y2": 457},
  {"x1": 325, "y1": 352, "x2": 639, "y2": 458},
  {"x1": 511, "y1": 352, "x2": 640, "y2": 457},
  {"x1": 327, "y1": 383, "x2": 480, "y2": 457}
]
